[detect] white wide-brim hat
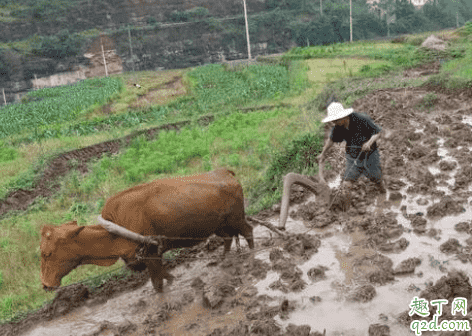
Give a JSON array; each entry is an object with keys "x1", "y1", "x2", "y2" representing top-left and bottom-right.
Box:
[{"x1": 322, "y1": 102, "x2": 354, "y2": 123}]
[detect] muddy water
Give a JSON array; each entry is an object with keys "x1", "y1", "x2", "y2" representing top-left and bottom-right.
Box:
[
  {"x1": 257, "y1": 193, "x2": 472, "y2": 335},
  {"x1": 251, "y1": 129, "x2": 472, "y2": 335}
]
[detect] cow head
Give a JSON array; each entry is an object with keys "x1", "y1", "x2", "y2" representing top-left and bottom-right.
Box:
[{"x1": 40, "y1": 221, "x2": 86, "y2": 291}]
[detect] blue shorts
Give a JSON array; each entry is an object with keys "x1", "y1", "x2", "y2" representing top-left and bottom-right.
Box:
[{"x1": 344, "y1": 149, "x2": 383, "y2": 183}]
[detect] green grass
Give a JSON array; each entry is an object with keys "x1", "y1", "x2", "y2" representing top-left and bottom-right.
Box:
[
  {"x1": 0, "y1": 77, "x2": 124, "y2": 139},
  {"x1": 284, "y1": 42, "x2": 434, "y2": 70},
  {"x1": 182, "y1": 63, "x2": 291, "y2": 116}
]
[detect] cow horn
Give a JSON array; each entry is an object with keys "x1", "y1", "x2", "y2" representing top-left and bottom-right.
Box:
[
  {"x1": 278, "y1": 173, "x2": 324, "y2": 230},
  {"x1": 97, "y1": 215, "x2": 160, "y2": 246}
]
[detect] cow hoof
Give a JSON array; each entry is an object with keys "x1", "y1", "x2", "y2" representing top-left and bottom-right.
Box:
[{"x1": 166, "y1": 274, "x2": 175, "y2": 286}]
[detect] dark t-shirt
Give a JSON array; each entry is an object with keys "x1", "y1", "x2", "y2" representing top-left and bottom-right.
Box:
[{"x1": 329, "y1": 112, "x2": 382, "y2": 159}]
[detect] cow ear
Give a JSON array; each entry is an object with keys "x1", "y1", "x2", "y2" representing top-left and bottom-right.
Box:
[
  {"x1": 41, "y1": 226, "x2": 53, "y2": 239},
  {"x1": 66, "y1": 226, "x2": 86, "y2": 240}
]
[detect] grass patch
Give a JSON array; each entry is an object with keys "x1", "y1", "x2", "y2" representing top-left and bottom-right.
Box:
[
  {"x1": 184, "y1": 63, "x2": 291, "y2": 116},
  {"x1": 246, "y1": 131, "x2": 324, "y2": 214},
  {"x1": 284, "y1": 42, "x2": 434, "y2": 70},
  {"x1": 0, "y1": 77, "x2": 124, "y2": 139}
]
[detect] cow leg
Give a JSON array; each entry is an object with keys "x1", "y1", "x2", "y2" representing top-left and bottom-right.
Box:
[
  {"x1": 216, "y1": 231, "x2": 233, "y2": 257},
  {"x1": 146, "y1": 259, "x2": 164, "y2": 292},
  {"x1": 145, "y1": 259, "x2": 173, "y2": 293},
  {"x1": 235, "y1": 235, "x2": 241, "y2": 253}
]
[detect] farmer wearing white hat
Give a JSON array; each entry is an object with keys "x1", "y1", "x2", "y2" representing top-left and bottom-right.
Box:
[{"x1": 317, "y1": 102, "x2": 387, "y2": 193}]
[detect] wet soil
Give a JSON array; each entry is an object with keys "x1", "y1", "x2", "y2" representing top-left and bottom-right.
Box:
[{"x1": 4, "y1": 61, "x2": 472, "y2": 336}]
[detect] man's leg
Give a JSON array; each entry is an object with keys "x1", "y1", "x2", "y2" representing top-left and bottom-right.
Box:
[
  {"x1": 343, "y1": 155, "x2": 362, "y2": 188},
  {"x1": 364, "y1": 150, "x2": 386, "y2": 193}
]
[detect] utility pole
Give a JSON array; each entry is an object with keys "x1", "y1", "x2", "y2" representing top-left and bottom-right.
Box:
[
  {"x1": 242, "y1": 0, "x2": 252, "y2": 60},
  {"x1": 320, "y1": 0, "x2": 323, "y2": 15},
  {"x1": 100, "y1": 36, "x2": 109, "y2": 77},
  {"x1": 350, "y1": 0, "x2": 353, "y2": 42}
]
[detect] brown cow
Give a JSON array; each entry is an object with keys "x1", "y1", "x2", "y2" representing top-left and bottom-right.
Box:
[{"x1": 40, "y1": 168, "x2": 254, "y2": 293}]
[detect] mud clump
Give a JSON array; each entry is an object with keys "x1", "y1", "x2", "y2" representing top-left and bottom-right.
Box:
[
  {"x1": 416, "y1": 198, "x2": 428, "y2": 206},
  {"x1": 85, "y1": 320, "x2": 137, "y2": 336},
  {"x1": 285, "y1": 323, "x2": 326, "y2": 336},
  {"x1": 399, "y1": 271, "x2": 472, "y2": 327},
  {"x1": 407, "y1": 169, "x2": 436, "y2": 194},
  {"x1": 439, "y1": 160, "x2": 457, "y2": 171},
  {"x1": 411, "y1": 216, "x2": 428, "y2": 235},
  {"x1": 269, "y1": 260, "x2": 307, "y2": 293},
  {"x1": 202, "y1": 283, "x2": 237, "y2": 309},
  {"x1": 347, "y1": 284, "x2": 376, "y2": 302},
  {"x1": 329, "y1": 188, "x2": 352, "y2": 213},
  {"x1": 365, "y1": 214, "x2": 405, "y2": 251},
  {"x1": 386, "y1": 178, "x2": 406, "y2": 191},
  {"x1": 440, "y1": 238, "x2": 463, "y2": 254},
  {"x1": 368, "y1": 323, "x2": 390, "y2": 336},
  {"x1": 393, "y1": 258, "x2": 422, "y2": 275},
  {"x1": 454, "y1": 166, "x2": 472, "y2": 190},
  {"x1": 307, "y1": 266, "x2": 328, "y2": 282},
  {"x1": 207, "y1": 321, "x2": 326, "y2": 336},
  {"x1": 454, "y1": 221, "x2": 472, "y2": 234},
  {"x1": 49, "y1": 284, "x2": 90, "y2": 317},
  {"x1": 283, "y1": 233, "x2": 321, "y2": 259},
  {"x1": 355, "y1": 253, "x2": 395, "y2": 286},
  {"x1": 427, "y1": 196, "x2": 465, "y2": 217},
  {"x1": 408, "y1": 145, "x2": 429, "y2": 160},
  {"x1": 388, "y1": 191, "x2": 402, "y2": 202},
  {"x1": 378, "y1": 237, "x2": 409, "y2": 253}
]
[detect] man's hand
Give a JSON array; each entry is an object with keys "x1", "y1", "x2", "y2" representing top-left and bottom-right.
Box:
[{"x1": 362, "y1": 140, "x2": 373, "y2": 152}]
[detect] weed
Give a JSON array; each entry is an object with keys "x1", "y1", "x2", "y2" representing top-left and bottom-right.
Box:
[
  {"x1": 406, "y1": 35, "x2": 425, "y2": 46},
  {"x1": 247, "y1": 132, "x2": 324, "y2": 214},
  {"x1": 0, "y1": 143, "x2": 17, "y2": 163},
  {"x1": 423, "y1": 93, "x2": 437, "y2": 108}
]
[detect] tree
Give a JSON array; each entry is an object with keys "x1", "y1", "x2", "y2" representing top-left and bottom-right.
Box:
[
  {"x1": 377, "y1": 0, "x2": 396, "y2": 36},
  {"x1": 394, "y1": 0, "x2": 415, "y2": 19}
]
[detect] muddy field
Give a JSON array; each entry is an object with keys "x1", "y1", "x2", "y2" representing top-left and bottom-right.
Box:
[{"x1": 4, "y1": 62, "x2": 472, "y2": 336}]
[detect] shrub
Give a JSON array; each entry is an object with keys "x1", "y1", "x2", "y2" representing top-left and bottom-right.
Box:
[
  {"x1": 147, "y1": 16, "x2": 158, "y2": 26},
  {"x1": 0, "y1": 143, "x2": 17, "y2": 163}
]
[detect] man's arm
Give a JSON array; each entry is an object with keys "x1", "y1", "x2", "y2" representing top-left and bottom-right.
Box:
[
  {"x1": 363, "y1": 129, "x2": 392, "y2": 151},
  {"x1": 369, "y1": 130, "x2": 382, "y2": 144},
  {"x1": 317, "y1": 138, "x2": 333, "y2": 183}
]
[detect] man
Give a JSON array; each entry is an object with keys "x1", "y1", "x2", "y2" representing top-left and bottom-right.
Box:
[{"x1": 317, "y1": 102, "x2": 387, "y2": 193}]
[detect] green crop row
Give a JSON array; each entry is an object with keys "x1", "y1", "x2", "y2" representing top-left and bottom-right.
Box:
[
  {"x1": 185, "y1": 64, "x2": 291, "y2": 115},
  {"x1": 0, "y1": 77, "x2": 123, "y2": 139},
  {"x1": 284, "y1": 42, "x2": 434, "y2": 69},
  {"x1": 10, "y1": 63, "x2": 295, "y2": 144},
  {"x1": 16, "y1": 106, "x2": 169, "y2": 144}
]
